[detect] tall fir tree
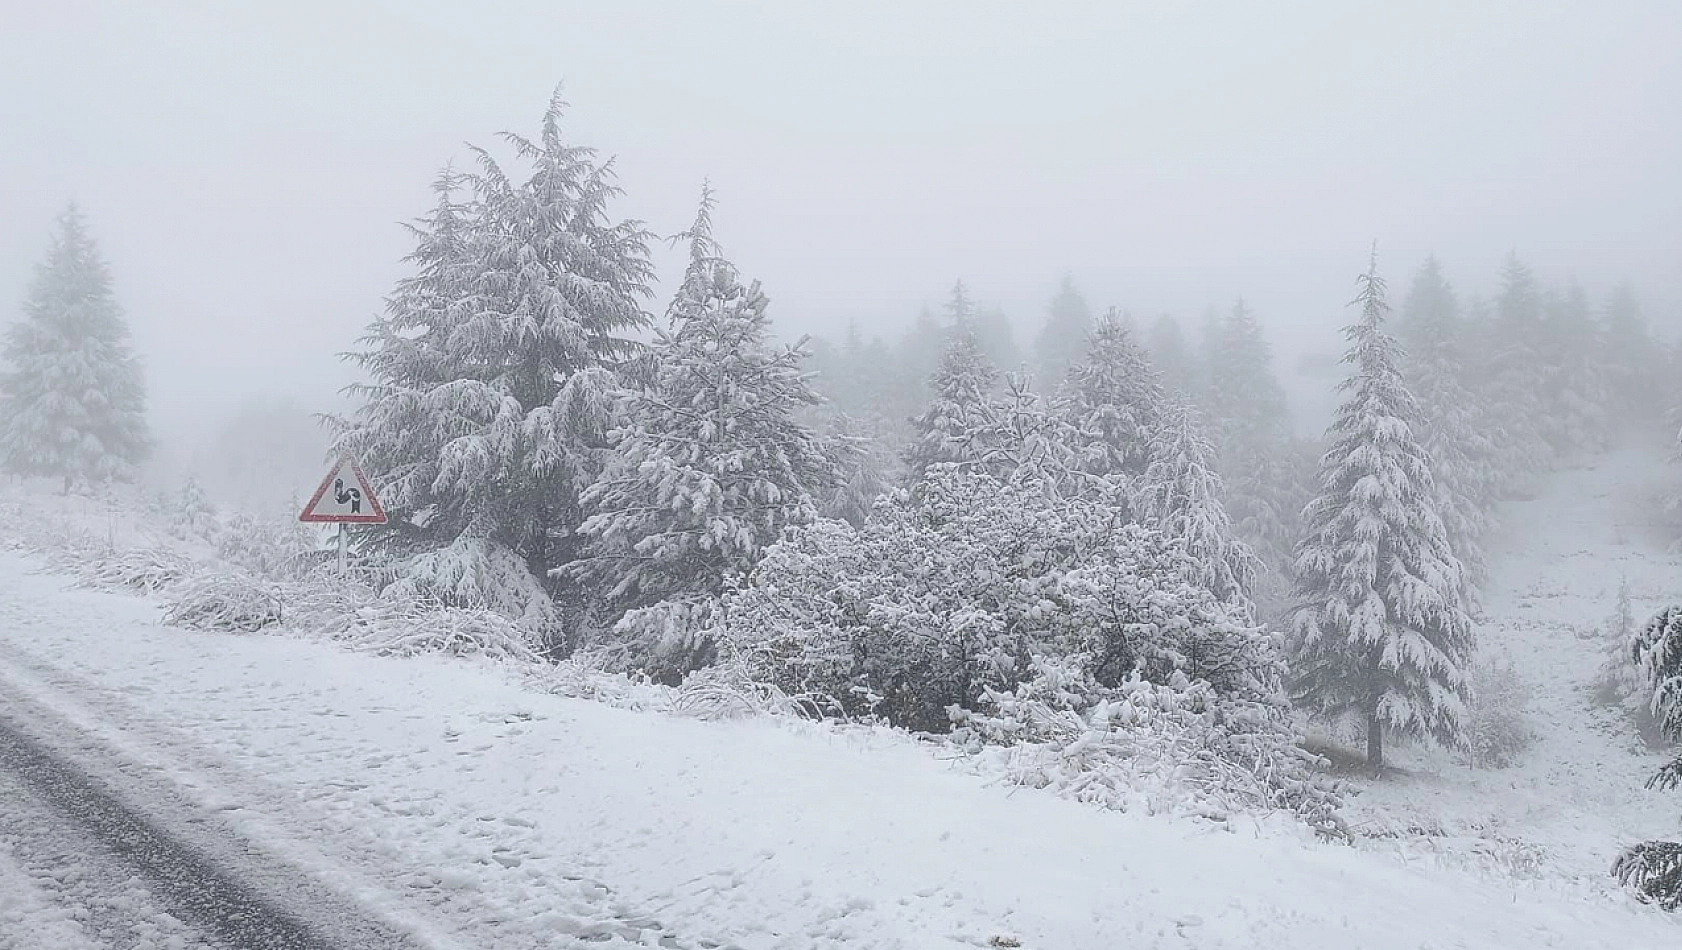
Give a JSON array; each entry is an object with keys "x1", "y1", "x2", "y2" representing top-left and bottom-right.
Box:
[
  {"x1": 974, "y1": 306, "x2": 1024, "y2": 376},
  {"x1": 572, "y1": 190, "x2": 835, "y2": 679},
  {"x1": 1199, "y1": 299, "x2": 1301, "y2": 610},
  {"x1": 1033, "y1": 275, "x2": 1094, "y2": 390},
  {"x1": 1538, "y1": 282, "x2": 1609, "y2": 456},
  {"x1": 1202, "y1": 299, "x2": 1289, "y2": 450},
  {"x1": 1145, "y1": 312, "x2": 1198, "y2": 399},
  {"x1": 905, "y1": 329, "x2": 999, "y2": 482},
  {"x1": 1600, "y1": 285, "x2": 1666, "y2": 425},
  {"x1": 1138, "y1": 405, "x2": 1258, "y2": 610},
  {"x1": 1063, "y1": 312, "x2": 1167, "y2": 479},
  {"x1": 894, "y1": 305, "x2": 948, "y2": 415},
  {"x1": 1484, "y1": 254, "x2": 1551, "y2": 478},
  {"x1": 0, "y1": 206, "x2": 149, "y2": 490},
  {"x1": 1291, "y1": 253, "x2": 1475, "y2": 773},
  {"x1": 1396, "y1": 257, "x2": 1498, "y2": 589},
  {"x1": 332, "y1": 93, "x2": 654, "y2": 634}
]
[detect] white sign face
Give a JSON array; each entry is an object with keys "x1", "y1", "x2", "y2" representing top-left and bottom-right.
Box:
[{"x1": 299, "y1": 455, "x2": 387, "y2": 524}]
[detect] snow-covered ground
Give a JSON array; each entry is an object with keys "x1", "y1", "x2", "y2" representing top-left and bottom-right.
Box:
[
  {"x1": 1, "y1": 451, "x2": 1680, "y2": 949},
  {"x1": 1350, "y1": 447, "x2": 1682, "y2": 880}
]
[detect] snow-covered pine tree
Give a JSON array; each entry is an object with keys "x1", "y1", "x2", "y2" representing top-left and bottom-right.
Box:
[
  {"x1": 893, "y1": 305, "x2": 949, "y2": 417},
  {"x1": 1063, "y1": 311, "x2": 1166, "y2": 479},
  {"x1": 572, "y1": 189, "x2": 836, "y2": 680},
  {"x1": 332, "y1": 93, "x2": 654, "y2": 639},
  {"x1": 1199, "y1": 299, "x2": 1303, "y2": 605},
  {"x1": 0, "y1": 206, "x2": 149, "y2": 490},
  {"x1": 964, "y1": 372, "x2": 1086, "y2": 495},
  {"x1": 1202, "y1": 300, "x2": 1290, "y2": 450},
  {"x1": 1290, "y1": 253, "x2": 1475, "y2": 773},
  {"x1": 1396, "y1": 257, "x2": 1498, "y2": 589},
  {"x1": 1145, "y1": 313, "x2": 1198, "y2": 399},
  {"x1": 334, "y1": 167, "x2": 472, "y2": 554},
  {"x1": 814, "y1": 411, "x2": 900, "y2": 527},
  {"x1": 905, "y1": 328, "x2": 999, "y2": 482},
  {"x1": 1600, "y1": 285, "x2": 1666, "y2": 426},
  {"x1": 1538, "y1": 283, "x2": 1609, "y2": 457},
  {"x1": 1138, "y1": 404, "x2": 1258, "y2": 610},
  {"x1": 1483, "y1": 254, "x2": 1552, "y2": 478},
  {"x1": 1033, "y1": 275, "x2": 1094, "y2": 390},
  {"x1": 1613, "y1": 605, "x2": 1682, "y2": 909},
  {"x1": 178, "y1": 476, "x2": 215, "y2": 536},
  {"x1": 974, "y1": 306, "x2": 1023, "y2": 376}
]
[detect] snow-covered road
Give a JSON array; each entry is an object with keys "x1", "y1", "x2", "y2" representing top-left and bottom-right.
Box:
[
  {"x1": 2, "y1": 547, "x2": 1679, "y2": 948},
  {"x1": 0, "y1": 664, "x2": 435, "y2": 950}
]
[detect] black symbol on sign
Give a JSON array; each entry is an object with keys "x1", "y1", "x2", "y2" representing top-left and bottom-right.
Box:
[{"x1": 334, "y1": 478, "x2": 362, "y2": 514}]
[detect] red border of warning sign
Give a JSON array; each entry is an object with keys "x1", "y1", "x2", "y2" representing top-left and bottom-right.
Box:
[{"x1": 299, "y1": 455, "x2": 388, "y2": 524}]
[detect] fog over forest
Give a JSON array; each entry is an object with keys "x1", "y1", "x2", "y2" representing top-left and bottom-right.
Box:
[
  {"x1": 12, "y1": 3, "x2": 1682, "y2": 939},
  {"x1": 4, "y1": 1, "x2": 1681, "y2": 506}
]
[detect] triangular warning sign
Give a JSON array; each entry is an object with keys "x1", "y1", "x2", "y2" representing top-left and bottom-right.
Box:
[{"x1": 300, "y1": 455, "x2": 387, "y2": 524}]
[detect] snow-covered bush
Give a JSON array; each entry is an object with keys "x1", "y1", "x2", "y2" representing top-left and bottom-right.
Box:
[
  {"x1": 354, "y1": 605, "x2": 538, "y2": 663},
  {"x1": 381, "y1": 533, "x2": 558, "y2": 647},
  {"x1": 175, "y1": 477, "x2": 216, "y2": 537},
  {"x1": 604, "y1": 596, "x2": 723, "y2": 686},
  {"x1": 671, "y1": 663, "x2": 821, "y2": 722},
  {"x1": 719, "y1": 465, "x2": 1278, "y2": 733},
  {"x1": 1464, "y1": 655, "x2": 1536, "y2": 768},
  {"x1": 214, "y1": 511, "x2": 320, "y2": 580},
  {"x1": 77, "y1": 545, "x2": 192, "y2": 594},
  {"x1": 277, "y1": 570, "x2": 393, "y2": 641},
  {"x1": 950, "y1": 655, "x2": 1342, "y2": 832},
  {"x1": 163, "y1": 573, "x2": 283, "y2": 633}
]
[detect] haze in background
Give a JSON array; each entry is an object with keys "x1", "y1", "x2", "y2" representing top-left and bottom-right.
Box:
[{"x1": 3, "y1": 0, "x2": 1679, "y2": 477}]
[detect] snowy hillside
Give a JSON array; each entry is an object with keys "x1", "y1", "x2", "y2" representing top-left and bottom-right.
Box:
[
  {"x1": 1347, "y1": 446, "x2": 1682, "y2": 887},
  {"x1": 1, "y1": 452, "x2": 1680, "y2": 949}
]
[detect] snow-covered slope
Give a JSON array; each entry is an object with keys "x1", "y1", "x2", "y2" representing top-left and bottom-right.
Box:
[
  {"x1": 1348, "y1": 447, "x2": 1682, "y2": 882},
  {"x1": 3, "y1": 452, "x2": 1682, "y2": 948}
]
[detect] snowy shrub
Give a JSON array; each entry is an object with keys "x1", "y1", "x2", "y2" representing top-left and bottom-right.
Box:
[
  {"x1": 949, "y1": 656, "x2": 1342, "y2": 832},
  {"x1": 214, "y1": 511, "x2": 320, "y2": 580},
  {"x1": 162, "y1": 573, "x2": 283, "y2": 633},
  {"x1": 382, "y1": 533, "x2": 559, "y2": 641},
  {"x1": 267, "y1": 565, "x2": 538, "y2": 663},
  {"x1": 1614, "y1": 841, "x2": 1682, "y2": 911},
  {"x1": 354, "y1": 606, "x2": 538, "y2": 663},
  {"x1": 77, "y1": 545, "x2": 192, "y2": 594},
  {"x1": 532, "y1": 658, "x2": 672, "y2": 712},
  {"x1": 719, "y1": 466, "x2": 1279, "y2": 733},
  {"x1": 174, "y1": 477, "x2": 216, "y2": 538},
  {"x1": 1464, "y1": 655, "x2": 1536, "y2": 769},
  {"x1": 278, "y1": 570, "x2": 393, "y2": 640},
  {"x1": 670, "y1": 663, "x2": 823, "y2": 721},
  {"x1": 606, "y1": 596, "x2": 723, "y2": 686}
]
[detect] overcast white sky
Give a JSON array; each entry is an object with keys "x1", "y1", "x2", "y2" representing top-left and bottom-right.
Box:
[{"x1": 3, "y1": 0, "x2": 1680, "y2": 445}]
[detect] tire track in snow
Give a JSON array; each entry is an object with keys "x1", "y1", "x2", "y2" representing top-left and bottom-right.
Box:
[
  {"x1": 0, "y1": 611, "x2": 717, "y2": 950},
  {"x1": 0, "y1": 697, "x2": 421, "y2": 950}
]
